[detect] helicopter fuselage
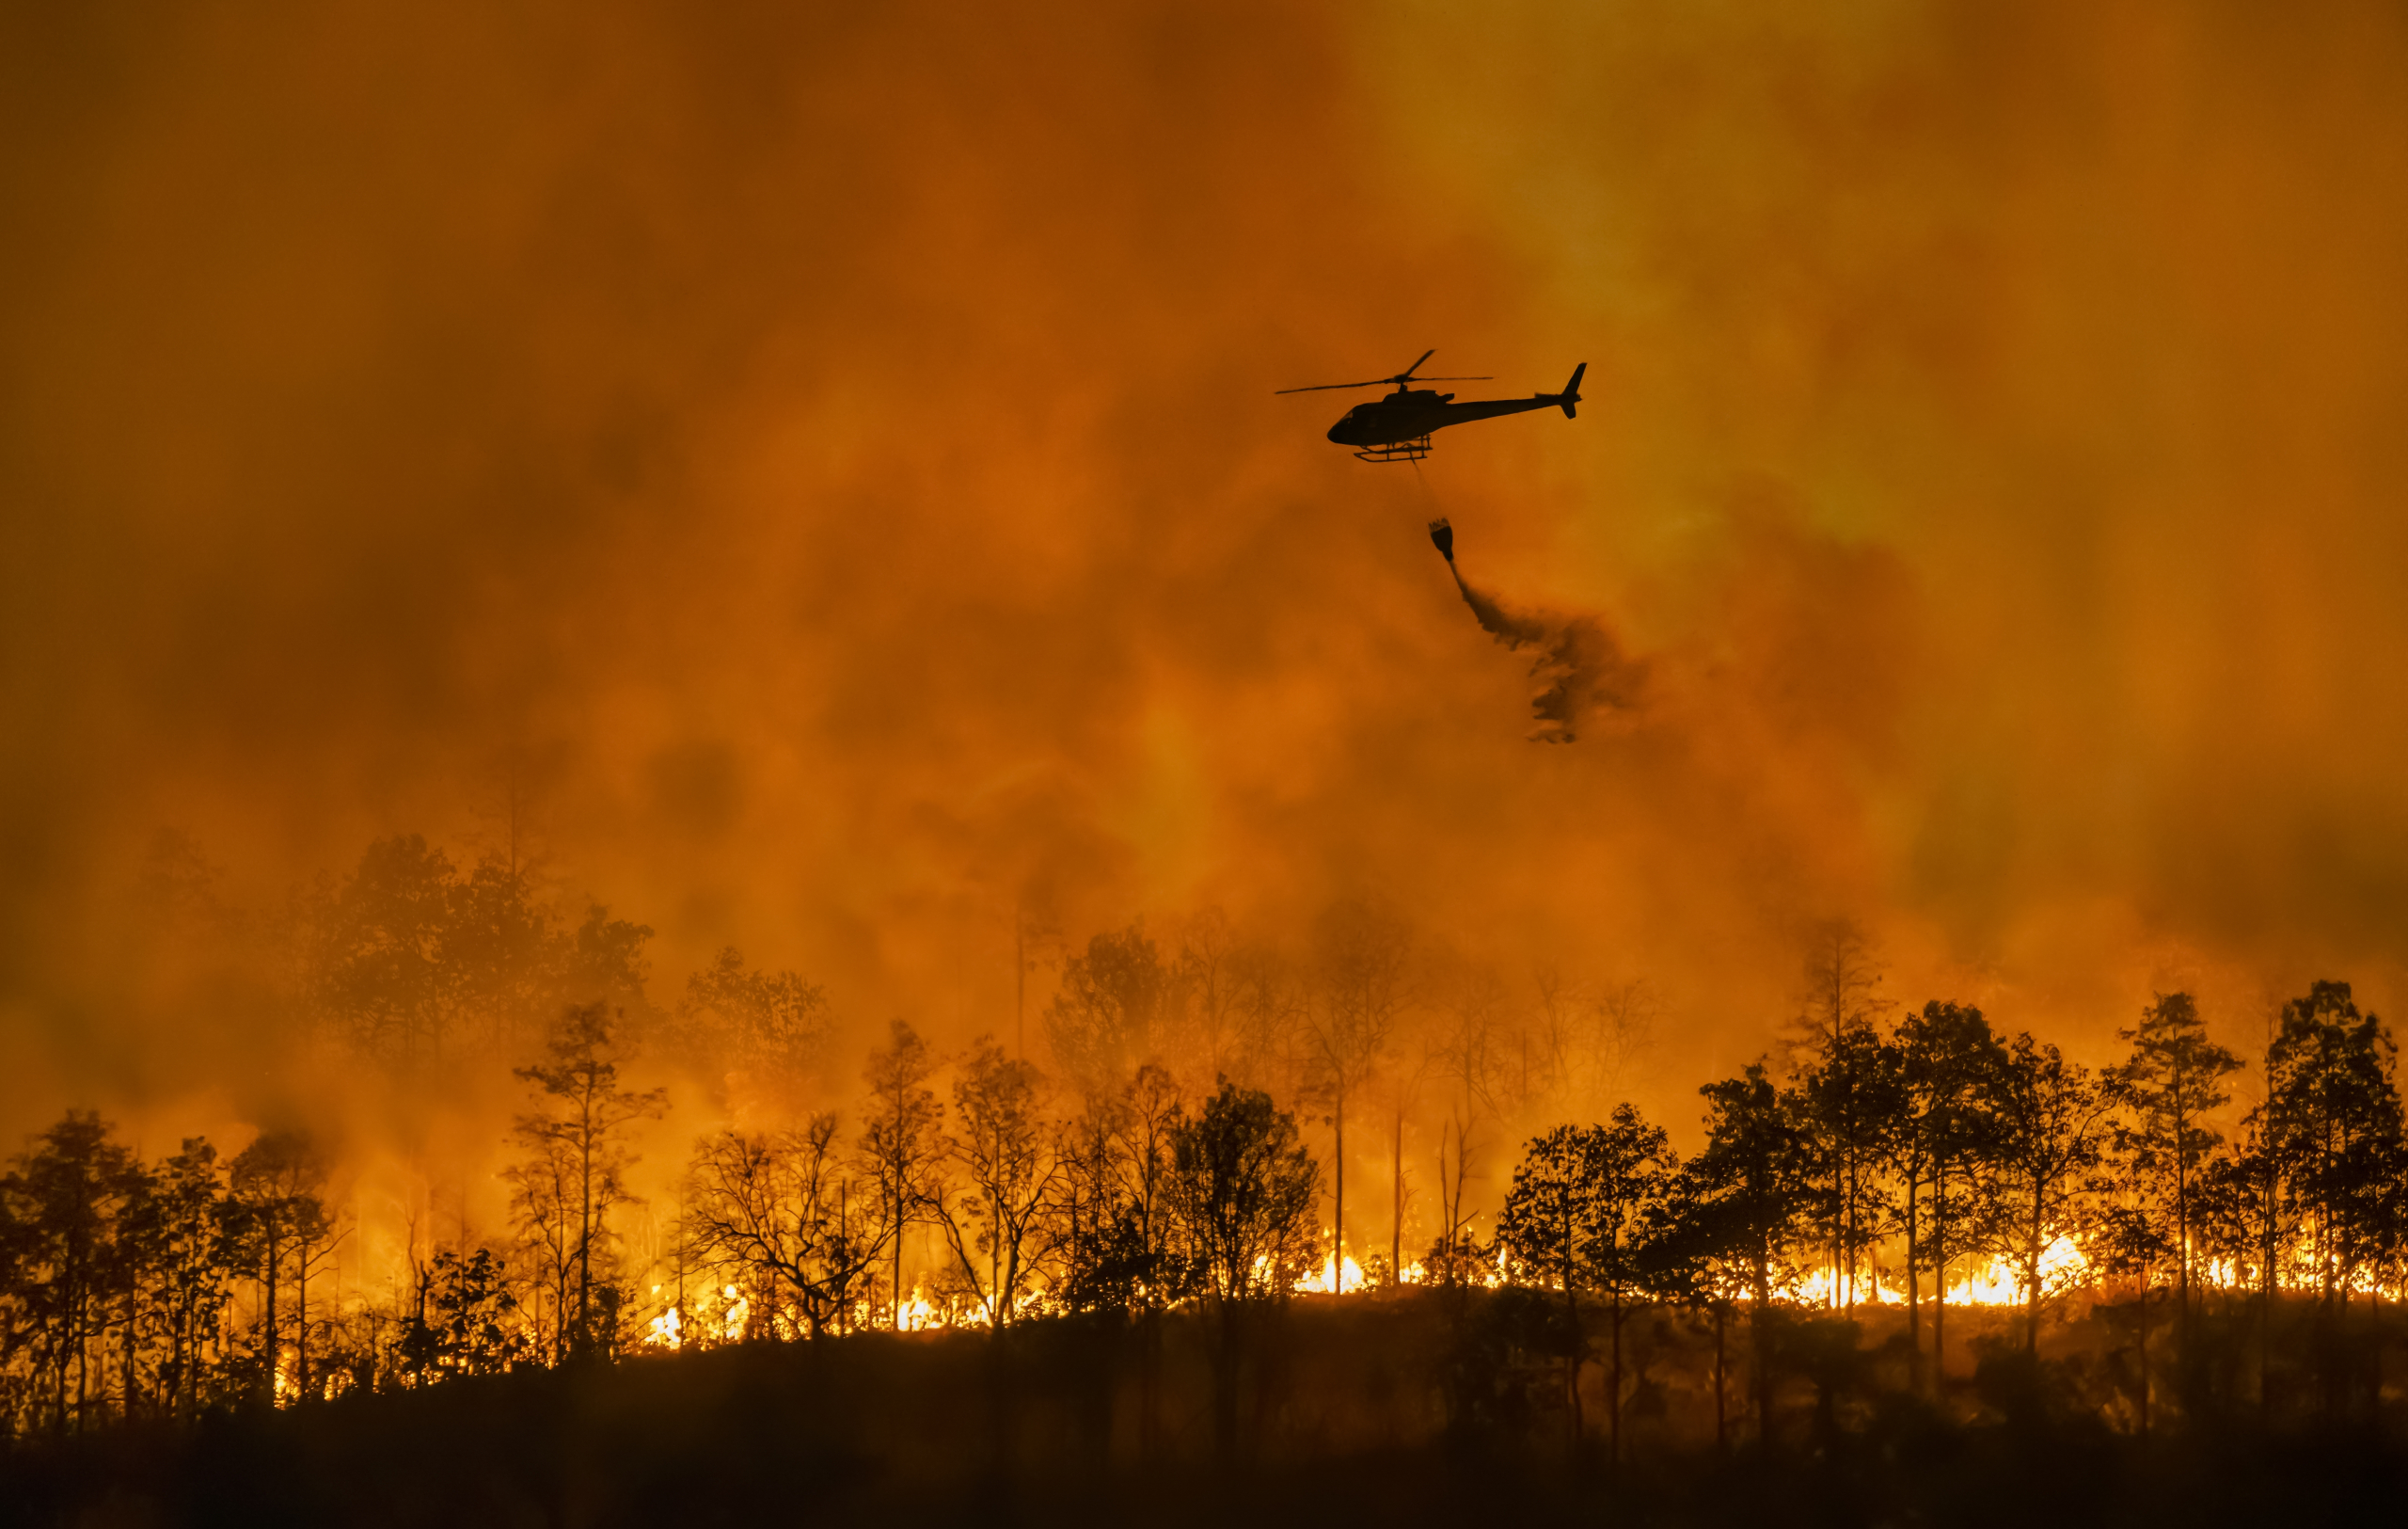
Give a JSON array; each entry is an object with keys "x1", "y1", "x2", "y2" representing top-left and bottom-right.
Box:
[{"x1": 1326, "y1": 374, "x2": 1582, "y2": 448}]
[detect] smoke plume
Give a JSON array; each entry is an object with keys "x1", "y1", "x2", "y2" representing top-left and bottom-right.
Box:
[
  {"x1": 1428, "y1": 517, "x2": 1642, "y2": 742},
  {"x1": 4, "y1": 0, "x2": 2408, "y2": 1203}
]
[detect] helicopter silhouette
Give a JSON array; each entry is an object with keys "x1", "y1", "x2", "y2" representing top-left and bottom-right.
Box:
[{"x1": 1277, "y1": 350, "x2": 1586, "y2": 462}]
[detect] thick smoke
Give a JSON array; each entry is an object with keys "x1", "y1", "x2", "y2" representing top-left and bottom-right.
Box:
[
  {"x1": 4, "y1": 0, "x2": 2408, "y2": 1189},
  {"x1": 1428, "y1": 517, "x2": 1642, "y2": 742}
]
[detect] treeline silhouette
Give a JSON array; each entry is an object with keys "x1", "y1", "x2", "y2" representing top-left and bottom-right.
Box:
[{"x1": 7, "y1": 832, "x2": 2408, "y2": 1521}]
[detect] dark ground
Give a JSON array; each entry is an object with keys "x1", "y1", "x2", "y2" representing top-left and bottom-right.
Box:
[{"x1": 6, "y1": 1294, "x2": 2404, "y2": 1528}]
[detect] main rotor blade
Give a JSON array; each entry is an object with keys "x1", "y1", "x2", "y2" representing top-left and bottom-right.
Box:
[
  {"x1": 1275, "y1": 374, "x2": 1493, "y2": 394},
  {"x1": 1274, "y1": 343, "x2": 1497, "y2": 393}
]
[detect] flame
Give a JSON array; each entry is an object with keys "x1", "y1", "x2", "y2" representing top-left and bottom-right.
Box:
[
  {"x1": 646, "y1": 1302, "x2": 684, "y2": 1348},
  {"x1": 1793, "y1": 1237, "x2": 2091, "y2": 1309},
  {"x1": 1294, "y1": 1251, "x2": 1367, "y2": 1296},
  {"x1": 642, "y1": 1282, "x2": 752, "y2": 1349}
]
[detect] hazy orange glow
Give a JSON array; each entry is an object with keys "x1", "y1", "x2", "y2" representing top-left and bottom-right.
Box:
[{"x1": 6, "y1": 1, "x2": 2408, "y2": 1312}]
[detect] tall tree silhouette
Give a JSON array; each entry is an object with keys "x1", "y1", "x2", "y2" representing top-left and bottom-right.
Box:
[
  {"x1": 3, "y1": 1111, "x2": 148, "y2": 1430},
  {"x1": 1896, "y1": 1001, "x2": 2006, "y2": 1395},
  {"x1": 1688, "y1": 1062, "x2": 1816, "y2": 1439},
  {"x1": 2091, "y1": 1098, "x2": 2177, "y2": 1433},
  {"x1": 228, "y1": 1129, "x2": 331, "y2": 1405},
  {"x1": 2193, "y1": 1112, "x2": 2289, "y2": 1416},
  {"x1": 928, "y1": 1038, "x2": 1063, "y2": 1330},
  {"x1": 858, "y1": 1018, "x2": 944, "y2": 1330},
  {"x1": 1498, "y1": 1105, "x2": 1676, "y2": 1462},
  {"x1": 1797, "y1": 1024, "x2": 1902, "y2": 1316},
  {"x1": 1990, "y1": 1033, "x2": 2110, "y2": 1352},
  {"x1": 2262, "y1": 980, "x2": 2402, "y2": 1415},
  {"x1": 1498, "y1": 1123, "x2": 1601, "y2": 1449},
  {"x1": 1647, "y1": 1160, "x2": 1754, "y2": 1451},
  {"x1": 137, "y1": 1139, "x2": 233, "y2": 1419},
  {"x1": 1306, "y1": 899, "x2": 1411, "y2": 1294},
  {"x1": 1164, "y1": 1080, "x2": 1320, "y2": 1461},
  {"x1": 509, "y1": 1003, "x2": 666, "y2": 1358},
  {"x1": 2103, "y1": 992, "x2": 2240, "y2": 1384},
  {"x1": 1786, "y1": 922, "x2": 1891, "y2": 1314}
]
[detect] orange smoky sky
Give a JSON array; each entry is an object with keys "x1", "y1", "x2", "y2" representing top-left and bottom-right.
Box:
[{"x1": 6, "y1": 0, "x2": 2408, "y2": 1148}]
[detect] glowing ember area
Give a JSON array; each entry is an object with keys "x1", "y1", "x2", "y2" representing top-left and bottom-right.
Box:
[
  {"x1": 1295, "y1": 1250, "x2": 1369, "y2": 1297},
  {"x1": 899, "y1": 1290, "x2": 968, "y2": 1332},
  {"x1": 643, "y1": 1284, "x2": 752, "y2": 1349},
  {"x1": 1795, "y1": 1239, "x2": 2091, "y2": 1309}
]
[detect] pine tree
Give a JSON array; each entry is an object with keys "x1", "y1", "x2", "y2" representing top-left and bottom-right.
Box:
[
  {"x1": 1989, "y1": 1033, "x2": 2110, "y2": 1353},
  {"x1": 2261, "y1": 980, "x2": 2403, "y2": 1416},
  {"x1": 1688, "y1": 1062, "x2": 1817, "y2": 1440},
  {"x1": 228, "y1": 1129, "x2": 332, "y2": 1404},
  {"x1": 1895, "y1": 1001, "x2": 2007, "y2": 1396},
  {"x1": 2103, "y1": 992, "x2": 2240, "y2": 1392}
]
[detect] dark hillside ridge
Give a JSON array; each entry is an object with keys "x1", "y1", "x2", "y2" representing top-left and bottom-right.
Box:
[{"x1": 5, "y1": 1293, "x2": 2405, "y2": 1529}]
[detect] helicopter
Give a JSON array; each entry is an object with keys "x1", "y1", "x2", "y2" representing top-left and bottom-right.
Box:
[{"x1": 1276, "y1": 350, "x2": 1586, "y2": 462}]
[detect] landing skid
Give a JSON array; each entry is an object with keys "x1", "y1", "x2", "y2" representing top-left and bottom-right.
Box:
[{"x1": 1354, "y1": 436, "x2": 1433, "y2": 464}]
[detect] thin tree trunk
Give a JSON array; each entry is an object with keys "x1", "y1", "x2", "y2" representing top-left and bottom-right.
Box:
[
  {"x1": 2259, "y1": 1171, "x2": 2275, "y2": 1420},
  {"x1": 1843, "y1": 1153, "x2": 1859, "y2": 1316},
  {"x1": 1905, "y1": 1173, "x2": 1923, "y2": 1396},
  {"x1": 296, "y1": 1241, "x2": 309, "y2": 1402},
  {"x1": 1332, "y1": 1092, "x2": 1345, "y2": 1293},
  {"x1": 263, "y1": 1222, "x2": 280, "y2": 1405},
  {"x1": 578, "y1": 1085, "x2": 596, "y2": 1352},
  {"x1": 2137, "y1": 1261, "x2": 2150, "y2": 1437},
  {"x1": 2175, "y1": 1104, "x2": 2191, "y2": 1384},
  {"x1": 2027, "y1": 1180, "x2": 2045, "y2": 1354},
  {"x1": 121, "y1": 1286, "x2": 136, "y2": 1422},
  {"x1": 891, "y1": 1083, "x2": 907, "y2": 1331},
  {"x1": 75, "y1": 1287, "x2": 88, "y2": 1430},
  {"x1": 1751, "y1": 1257, "x2": 1772, "y2": 1442},
  {"x1": 1713, "y1": 1301, "x2": 1728, "y2": 1453},
  {"x1": 1563, "y1": 1202, "x2": 1582, "y2": 1457},
  {"x1": 1931, "y1": 1162, "x2": 1947, "y2": 1400},
  {"x1": 1608, "y1": 1282, "x2": 1623, "y2": 1465}
]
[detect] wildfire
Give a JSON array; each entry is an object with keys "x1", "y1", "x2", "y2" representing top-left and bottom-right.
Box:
[
  {"x1": 643, "y1": 1283, "x2": 752, "y2": 1349},
  {"x1": 646, "y1": 1303, "x2": 683, "y2": 1348},
  {"x1": 1794, "y1": 1237, "x2": 2091, "y2": 1309},
  {"x1": 1295, "y1": 1251, "x2": 1368, "y2": 1296},
  {"x1": 635, "y1": 1233, "x2": 2380, "y2": 1350}
]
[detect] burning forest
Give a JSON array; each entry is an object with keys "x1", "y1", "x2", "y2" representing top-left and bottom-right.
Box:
[
  {"x1": 10, "y1": 0, "x2": 2408, "y2": 1523},
  {"x1": 5, "y1": 854, "x2": 2408, "y2": 1510}
]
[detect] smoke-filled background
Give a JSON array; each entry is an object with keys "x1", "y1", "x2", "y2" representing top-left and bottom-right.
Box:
[{"x1": 7, "y1": 0, "x2": 2408, "y2": 1218}]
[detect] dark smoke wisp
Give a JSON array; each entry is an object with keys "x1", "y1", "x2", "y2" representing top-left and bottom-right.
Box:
[{"x1": 1427, "y1": 517, "x2": 1642, "y2": 743}]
